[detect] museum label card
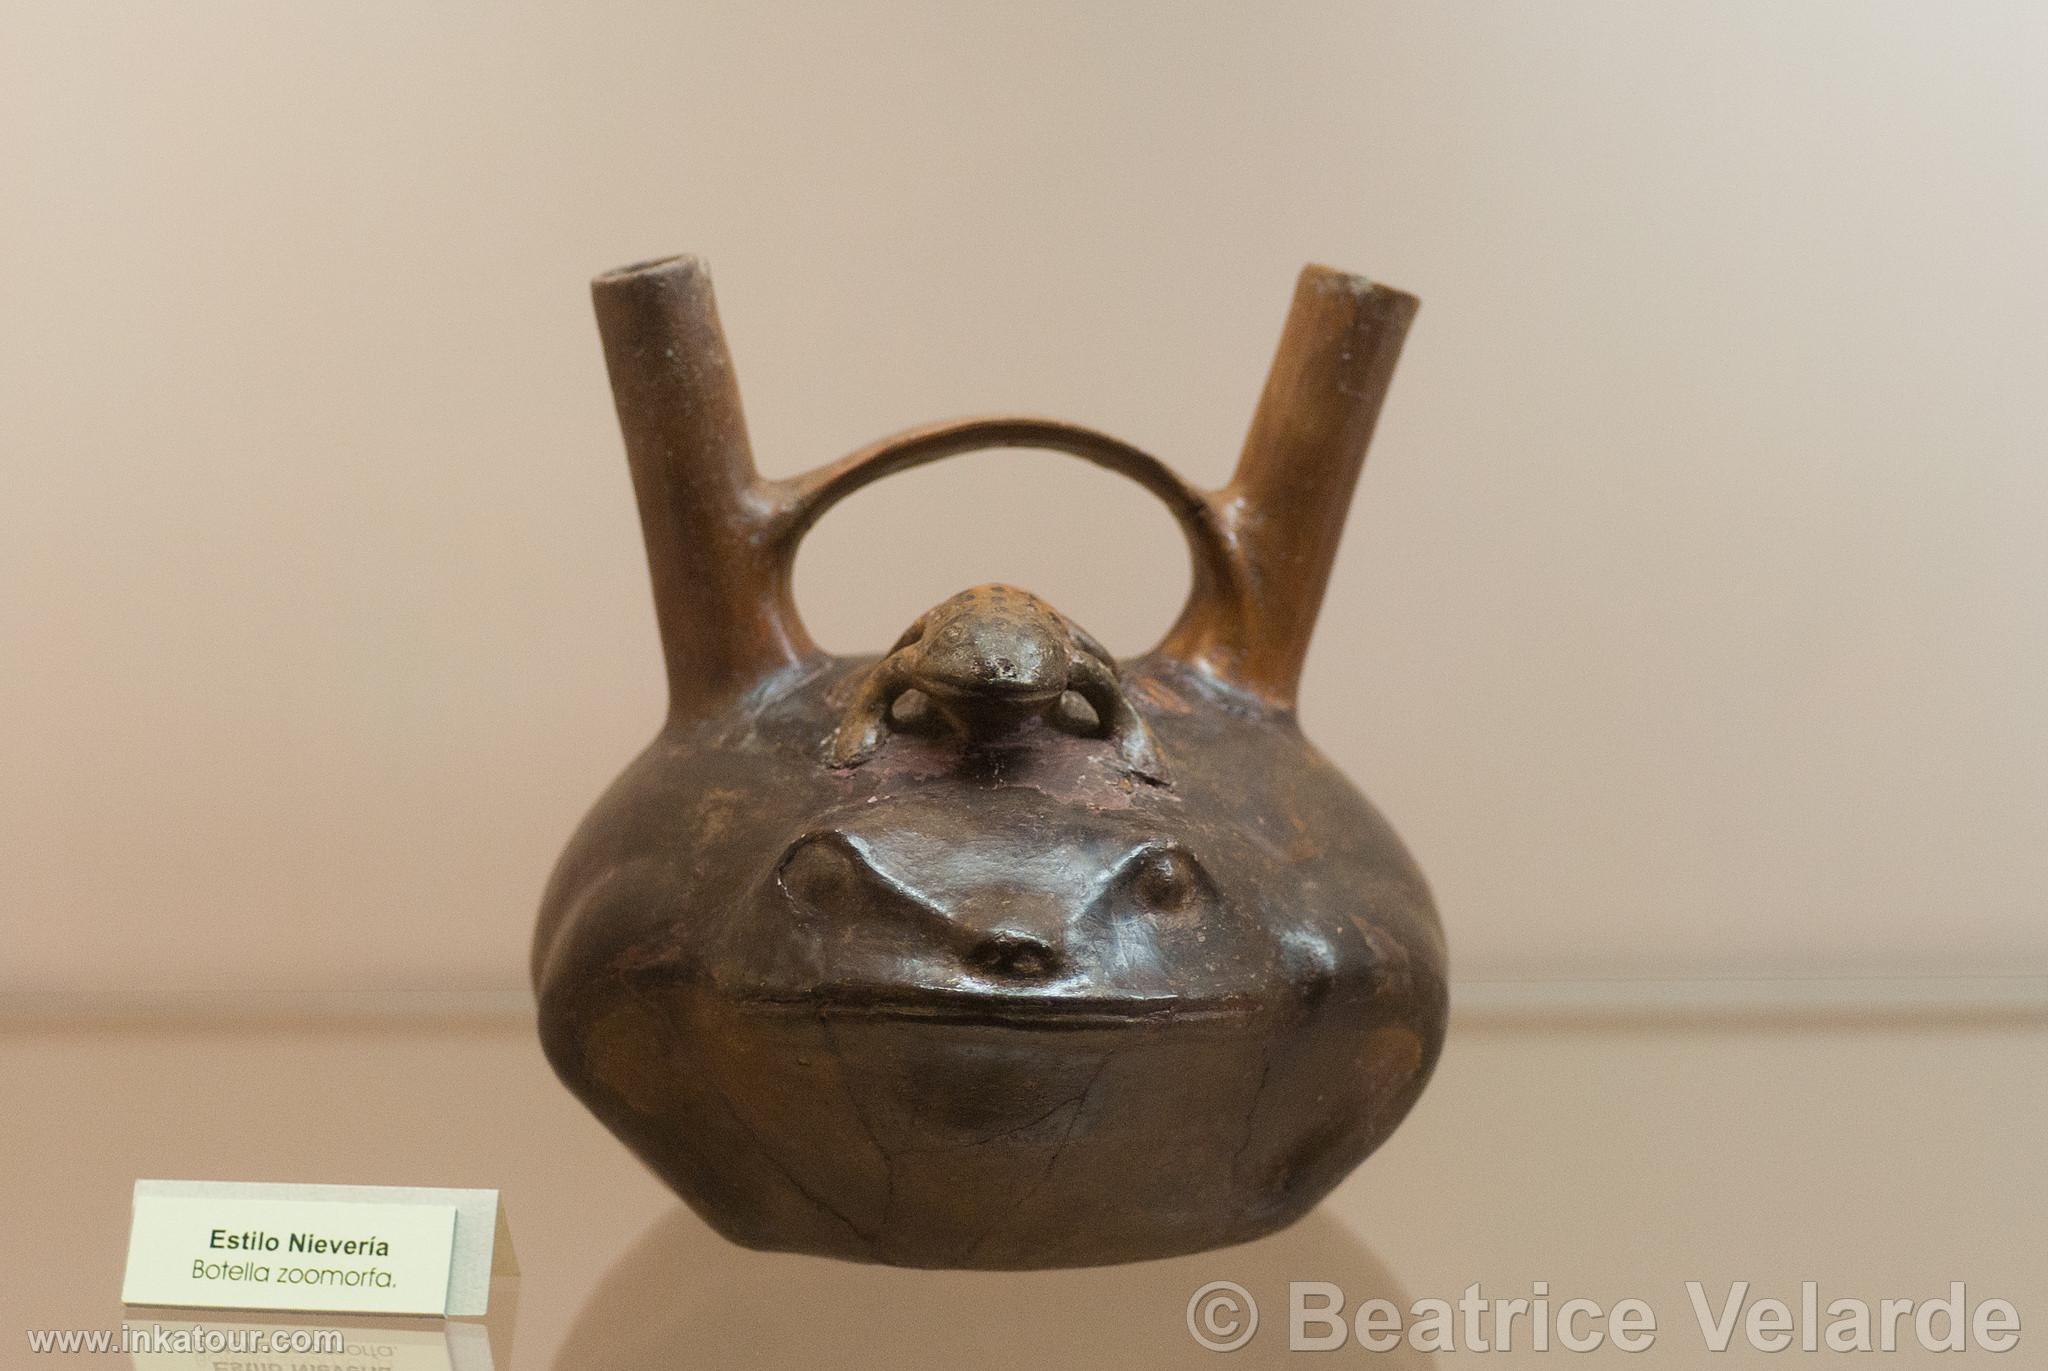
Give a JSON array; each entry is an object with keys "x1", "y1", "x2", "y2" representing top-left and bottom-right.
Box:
[
  {"x1": 121, "y1": 1181, "x2": 513, "y2": 1317},
  {"x1": 122, "y1": 1194, "x2": 455, "y2": 1314}
]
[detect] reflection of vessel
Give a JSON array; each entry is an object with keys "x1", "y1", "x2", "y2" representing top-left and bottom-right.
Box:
[
  {"x1": 533, "y1": 256, "x2": 1448, "y2": 1269},
  {"x1": 553, "y1": 1205, "x2": 1436, "y2": 1371},
  {"x1": 119, "y1": 1311, "x2": 502, "y2": 1371}
]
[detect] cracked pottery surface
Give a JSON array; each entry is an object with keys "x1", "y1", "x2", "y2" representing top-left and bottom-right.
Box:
[{"x1": 533, "y1": 256, "x2": 1447, "y2": 1269}]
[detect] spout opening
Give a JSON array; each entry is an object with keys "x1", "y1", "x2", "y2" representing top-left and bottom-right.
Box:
[{"x1": 593, "y1": 253, "x2": 705, "y2": 286}]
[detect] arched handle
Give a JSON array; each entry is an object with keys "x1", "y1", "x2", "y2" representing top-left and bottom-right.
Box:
[
  {"x1": 594, "y1": 256, "x2": 1417, "y2": 721},
  {"x1": 763, "y1": 416, "x2": 1244, "y2": 657}
]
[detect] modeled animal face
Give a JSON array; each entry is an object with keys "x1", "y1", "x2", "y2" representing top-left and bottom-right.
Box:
[{"x1": 724, "y1": 790, "x2": 1281, "y2": 1019}]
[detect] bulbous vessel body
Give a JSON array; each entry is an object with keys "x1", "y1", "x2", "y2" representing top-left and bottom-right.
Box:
[{"x1": 534, "y1": 256, "x2": 1446, "y2": 1269}]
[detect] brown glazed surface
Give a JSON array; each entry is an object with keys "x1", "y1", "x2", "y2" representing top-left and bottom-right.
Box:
[{"x1": 533, "y1": 256, "x2": 1446, "y2": 1268}]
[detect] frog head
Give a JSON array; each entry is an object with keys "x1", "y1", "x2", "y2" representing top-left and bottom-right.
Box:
[{"x1": 896, "y1": 584, "x2": 1074, "y2": 725}]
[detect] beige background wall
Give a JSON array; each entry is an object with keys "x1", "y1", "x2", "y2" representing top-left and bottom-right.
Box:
[{"x1": 3, "y1": 1, "x2": 2044, "y2": 999}]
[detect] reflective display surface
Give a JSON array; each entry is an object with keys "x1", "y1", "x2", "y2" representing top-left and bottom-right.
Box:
[{"x1": 2, "y1": 1004, "x2": 2038, "y2": 1366}]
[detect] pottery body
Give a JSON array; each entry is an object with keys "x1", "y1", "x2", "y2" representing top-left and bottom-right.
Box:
[{"x1": 534, "y1": 256, "x2": 1445, "y2": 1268}]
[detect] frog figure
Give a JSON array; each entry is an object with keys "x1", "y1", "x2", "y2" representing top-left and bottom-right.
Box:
[{"x1": 827, "y1": 583, "x2": 1168, "y2": 783}]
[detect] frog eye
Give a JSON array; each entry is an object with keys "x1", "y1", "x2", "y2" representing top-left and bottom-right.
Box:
[{"x1": 1130, "y1": 845, "x2": 1201, "y2": 913}]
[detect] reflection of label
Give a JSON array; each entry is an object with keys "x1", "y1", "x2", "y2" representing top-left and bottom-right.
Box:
[
  {"x1": 125, "y1": 1318, "x2": 493, "y2": 1371},
  {"x1": 122, "y1": 1195, "x2": 457, "y2": 1315}
]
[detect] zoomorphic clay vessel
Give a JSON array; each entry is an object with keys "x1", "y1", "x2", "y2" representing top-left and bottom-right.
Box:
[{"x1": 534, "y1": 255, "x2": 1446, "y2": 1269}]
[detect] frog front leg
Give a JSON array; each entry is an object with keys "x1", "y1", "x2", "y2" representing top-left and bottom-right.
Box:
[
  {"x1": 1068, "y1": 650, "x2": 1170, "y2": 785},
  {"x1": 827, "y1": 653, "x2": 915, "y2": 769}
]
